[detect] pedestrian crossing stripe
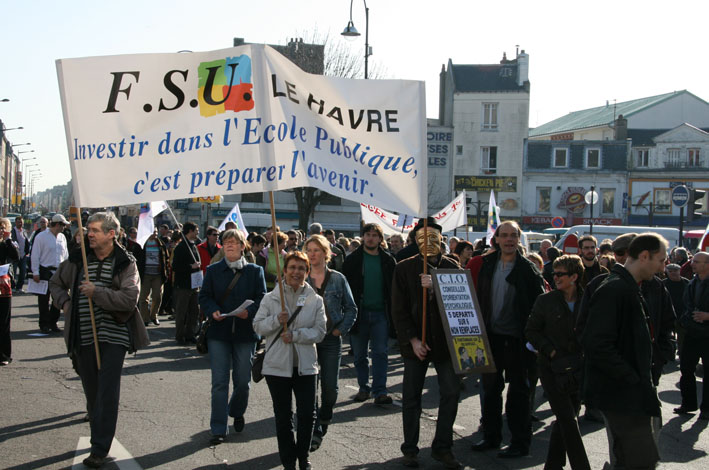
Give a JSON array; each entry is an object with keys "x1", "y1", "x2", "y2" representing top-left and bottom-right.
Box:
[{"x1": 73, "y1": 437, "x2": 142, "y2": 470}]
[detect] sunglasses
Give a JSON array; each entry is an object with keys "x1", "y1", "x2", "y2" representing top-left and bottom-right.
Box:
[{"x1": 552, "y1": 271, "x2": 570, "y2": 277}]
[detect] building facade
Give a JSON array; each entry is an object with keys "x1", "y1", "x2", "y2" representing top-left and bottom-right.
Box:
[{"x1": 438, "y1": 51, "x2": 531, "y2": 228}]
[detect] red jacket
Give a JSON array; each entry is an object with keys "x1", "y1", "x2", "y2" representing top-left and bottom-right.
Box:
[{"x1": 197, "y1": 241, "x2": 221, "y2": 274}]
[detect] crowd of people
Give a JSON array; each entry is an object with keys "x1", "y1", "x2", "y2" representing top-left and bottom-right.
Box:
[{"x1": 1, "y1": 211, "x2": 707, "y2": 470}]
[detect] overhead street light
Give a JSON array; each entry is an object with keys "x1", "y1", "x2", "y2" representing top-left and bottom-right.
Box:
[
  {"x1": 2, "y1": 126, "x2": 23, "y2": 132},
  {"x1": 1, "y1": 99, "x2": 9, "y2": 103},
  {"x1": 12, "y1": 143, "x2": 31, "y2": 147},
  {"x1": 17, "y1": 150, "x2": 34, "y2": 155},
  {"x1": 341, "y1": 0, "x2": 370, "y2": 79}
]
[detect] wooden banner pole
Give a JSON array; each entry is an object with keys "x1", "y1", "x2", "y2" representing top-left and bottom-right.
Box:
[
  {"x1": 75, "y1": 207, "x2": 101, "y2": 369},
  {"x1": 421, "y1": 217, "x2": 428, "y2": 348},
  {"x1": 268, "y1": 192, "x2": 287, "y2": 333}
]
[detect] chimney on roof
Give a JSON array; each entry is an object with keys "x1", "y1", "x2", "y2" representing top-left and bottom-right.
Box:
[
  {"x1": 516, "y1": 50, "x2": 529, "y2": 87},
  {"x1": 614, "y1": 114, "x2": 628, "y2": 140}
]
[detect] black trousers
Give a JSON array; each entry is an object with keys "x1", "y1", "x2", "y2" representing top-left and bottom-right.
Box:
[
  {"x1": 76, "y1": 342, "x2": 127, "y2": 457},
  {"x1": 679, "y1": 334, "x2": 709, "y2": 412},
  {"x1": 38, "y1": 266, "x2": 60, "y2": 329},
  {"x1": 538, "y1": 367, "x2": 590, "y2": 470},
  {"x1": 480, "y1": 333, "x2": 532, "y2": 450},
  {"x1": 602, "y1": 410, "x2": 659, "y2": 470},
  {"x1": 401, "y1": 356, "x2": 461, "y2": 455},
  {"x1": 266, "y1": 371, "x2": 317, "y2": 470},
  {"x1": 0, "y1": 297, "x2": 11, "y2": 361}
]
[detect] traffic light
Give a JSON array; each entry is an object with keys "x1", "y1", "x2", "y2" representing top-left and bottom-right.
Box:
[{"x1": 687, "y1": 189, "x2": 706, "y2": 222}]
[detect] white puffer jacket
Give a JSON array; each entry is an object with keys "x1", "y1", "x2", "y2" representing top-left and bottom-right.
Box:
[{"x1": 253, "y1": 282, "x2": 326, "y2": 377}]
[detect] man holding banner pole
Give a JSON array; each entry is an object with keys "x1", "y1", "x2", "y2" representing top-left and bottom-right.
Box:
[
  {"x1": 50, "y1": 211, "x2": 148, "y2": 469},
  {"x1": 391, "y1": 217, "x2": 462, "y2": 469}
]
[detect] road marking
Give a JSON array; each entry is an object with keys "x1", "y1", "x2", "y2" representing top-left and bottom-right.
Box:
[
  {"x1": 345, "y1": 385, "x2": 466, "y2": 431},
  {"x1": 73, "y1": 437, "x2": 143, "y2": 470}
]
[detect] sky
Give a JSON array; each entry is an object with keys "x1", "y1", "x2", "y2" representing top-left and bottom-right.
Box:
[{"x1": 1, "y1": 0, "x2": 708, "y2": 194}]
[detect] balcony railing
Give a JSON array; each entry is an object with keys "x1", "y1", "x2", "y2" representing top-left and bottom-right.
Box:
[{"x1": 664, "y1": 160, "x2": 705, "y2": 169}]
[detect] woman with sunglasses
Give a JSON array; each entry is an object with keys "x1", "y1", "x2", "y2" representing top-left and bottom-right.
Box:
[{"x1": 525, "y1": 255, "x2": 590, "y2": 470}]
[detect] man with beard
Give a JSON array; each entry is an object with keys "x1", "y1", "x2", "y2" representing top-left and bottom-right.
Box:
[
  {"x1": 392, "y1": 218, "x2": 462, "y2": 469},
  {"x1": 469, "y1": 221, "x2": 545, "y2": 458},
  {"x1": 578, "y1": 235, "x2": 608, "y2": 289}
]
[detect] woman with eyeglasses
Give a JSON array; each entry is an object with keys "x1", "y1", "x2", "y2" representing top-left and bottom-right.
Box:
[{"x1": 525, "y1": 255, "x2": 590, "y2": 470}]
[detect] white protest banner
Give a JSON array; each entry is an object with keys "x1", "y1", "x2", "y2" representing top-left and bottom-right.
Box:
[
  {"x1": 218, "y1": 202, "x2": 248, "y2": 236},
  {"x1": 486, "y1": 191, "x2": 501, "y2": 245},
  {"x1": 56, "y1": 44, "x2": 427, "y2": 216},
  {"x1": 360, "y1": 191, "x2": 467, "y2": 236}
]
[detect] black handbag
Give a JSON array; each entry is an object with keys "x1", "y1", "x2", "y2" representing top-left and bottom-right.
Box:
[
  {"x1": 252, "y1": 305, "x2": 303, "y2": 382},
  {"x1": 195, "y1": 270, "x2": 242, "y2": 354}
]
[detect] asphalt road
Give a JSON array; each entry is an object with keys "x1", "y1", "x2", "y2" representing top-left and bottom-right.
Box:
[{"x1": 1, "y1": 292, "x2": 707, "y2": 469}]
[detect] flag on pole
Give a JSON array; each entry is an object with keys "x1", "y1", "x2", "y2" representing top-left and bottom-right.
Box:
[
  {"x1": 218, "y1": 202, "x2": 248, "y2": 236},
  {"x1": 486, "y1": 191, "x2": 501, "y2": 246},
  {"x1": 137, "y1": 201, "x2": 169, "y2": 248}
]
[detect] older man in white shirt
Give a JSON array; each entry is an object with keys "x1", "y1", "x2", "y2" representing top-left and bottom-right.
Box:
[{"x1": 31, "y1": 214, "x2": 69, "y2": 333}]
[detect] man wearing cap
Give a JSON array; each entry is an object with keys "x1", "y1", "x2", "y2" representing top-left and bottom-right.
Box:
[
  {"x1": 31, "y1": 214, "x2": 69, "y2": 333},
  {"x1": 391, "y1": 218, "x2": 463, "y2": 469}
]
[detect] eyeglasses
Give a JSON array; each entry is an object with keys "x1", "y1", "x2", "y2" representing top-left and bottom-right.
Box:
[
  {"x1": 613, "y1": 250, "x2": 626, "y2": 256},
  {"x1": 552, "y1": 271, "x2": 570, "y2": 277}
]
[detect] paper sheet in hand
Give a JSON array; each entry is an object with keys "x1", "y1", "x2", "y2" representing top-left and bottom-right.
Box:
[
  {"x1": 27, "y1": 279, "x2": 48, "y2": 295},
  {"x1": 219, "y1": 300, "x2": 254, "y2": 318}
]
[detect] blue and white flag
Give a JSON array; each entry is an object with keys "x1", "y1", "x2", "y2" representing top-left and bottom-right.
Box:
[
  {"x1": 395, "y1": 214, "x2": 415, "y2": 228},
  {"x1": 137, "y1": 201, "x2": 169, "y2": 247},
  {"x1": 218, "y1": 202, "x2": 248, "y2": 236}
]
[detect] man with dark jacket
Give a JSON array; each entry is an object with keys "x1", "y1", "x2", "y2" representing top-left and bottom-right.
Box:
[
  {"x1": 469, "y1": 221, "x2": 545, "y2": 458},
  {"x1": 578, "y1": 235, "x2": 609, "y2": 288},
  {"x1": 392, "y1": 218, "x2": 462, "y2": 469},
  {"x1": 675, "y1": 251, "x2": 709, "y2": 420},
  {"x1": 50, "y1": 211, "x2": 148, "y2": 469},
  {"x1": 342, "y1": 223, "x2": 396, "y2": 404},
  {"x1": 582, "y1": 233, "x2": 668, "y2": 469},
  {"x1": 172, "y1": 222, "x2": 202, "y2": 344}
]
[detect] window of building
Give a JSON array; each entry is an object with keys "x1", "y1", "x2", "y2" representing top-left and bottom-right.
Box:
[
  {"x1": 482, "y1": 103, "x2": 498, "y2": 130},
  {"x1": 241, "y1": 192, "x2": 263, "y2": 203},
  {"x1": 601, "y1": 188, "x2": 615, "y2": 214},
  {"x1": 653, "y1": 188, "x2": 671, "y2": 214},
  {"x1": 586, "y1": 148, "x2": 601, "y2": 168},
  {"x1": 689, "y1": 148, "x2": 701, "y2": 167},
  {"x1": 456, "y1": 145, "x2": 463, "y2": 156},
  {"x1": 481, "y1": 146, "x2": 497, "y2": 174},
  {"x1": 666, "y1": 148, "x2": 681, "y2": 168},
  {"x1": 537, "y1": 187, "x2": 551, "y2": 213},
  {"x1": 635, "y1": 148, "x2": 649, "y2": 167},
  {"x1": 553, "y1": 148, "x2": 568, "y2": 168}
]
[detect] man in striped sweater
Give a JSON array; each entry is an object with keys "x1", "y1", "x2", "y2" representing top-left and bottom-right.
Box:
[{"x1": 50, "y1": 212, "x2": 145, "y2": 469}]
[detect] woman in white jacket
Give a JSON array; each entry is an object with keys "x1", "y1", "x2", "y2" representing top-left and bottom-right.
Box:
[{"x1": 253, "y1": 251, "x2": 326, "y2": 470}]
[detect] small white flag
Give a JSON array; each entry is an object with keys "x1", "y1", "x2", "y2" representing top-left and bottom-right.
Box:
[
  {"x1": 137, "y1": 201, "x2": 169, "y2": 248},
  {"x1": 395, "y1": 214, "x2": 415, "y2": 228},
  {"x1": 218, "y1": 202, "x2": 248, "y2": 236},
  {"x1": 486, "y1": 191, "x2": 501, "y2": 246}
]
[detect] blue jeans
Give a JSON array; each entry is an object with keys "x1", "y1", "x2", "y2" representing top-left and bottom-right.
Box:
[
  {"x1": 207, "y1": 338, "x2": 256, "y2": 435},
  {"x1": 314, "y1": 333, "x2": 342, "y2": 436},
  {"x1": 350, "y1": 309, "x2": 389, "y2": 397}
]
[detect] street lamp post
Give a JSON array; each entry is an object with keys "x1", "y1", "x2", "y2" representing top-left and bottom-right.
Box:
[{"x1": 341, "y1": 0, "x2": 370, "y2": 79}]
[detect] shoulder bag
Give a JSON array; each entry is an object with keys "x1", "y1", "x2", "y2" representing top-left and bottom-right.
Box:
[{"x1": 251, "y1": 305, "x2": 303, "y2": 382}]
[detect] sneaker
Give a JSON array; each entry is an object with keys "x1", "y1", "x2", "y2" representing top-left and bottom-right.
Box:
[
  {"x1": 374, "y1": 394, "x2": 393, "y2": 405},
  {"x1": 233, "y1": 416, "x2": 245, "y2": 432},
  {"x1": 40, "y1": 327, "x2": 51, "y2": 334},
  {"x1": 82, "y1": 453, "x2": 105, "y2": 468},
  {"x1": 152, "y1": 318, "x2": 160, "y2": 326},
  {"x1": 401, "y1": 453, "x2": 419, "y2": 467},
  {"x1": 353, "y1": 390, "x2": 370, "y2": 402},
  {"x1": 431, "y1": 450, "x2": 461, "y2": 469}
]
